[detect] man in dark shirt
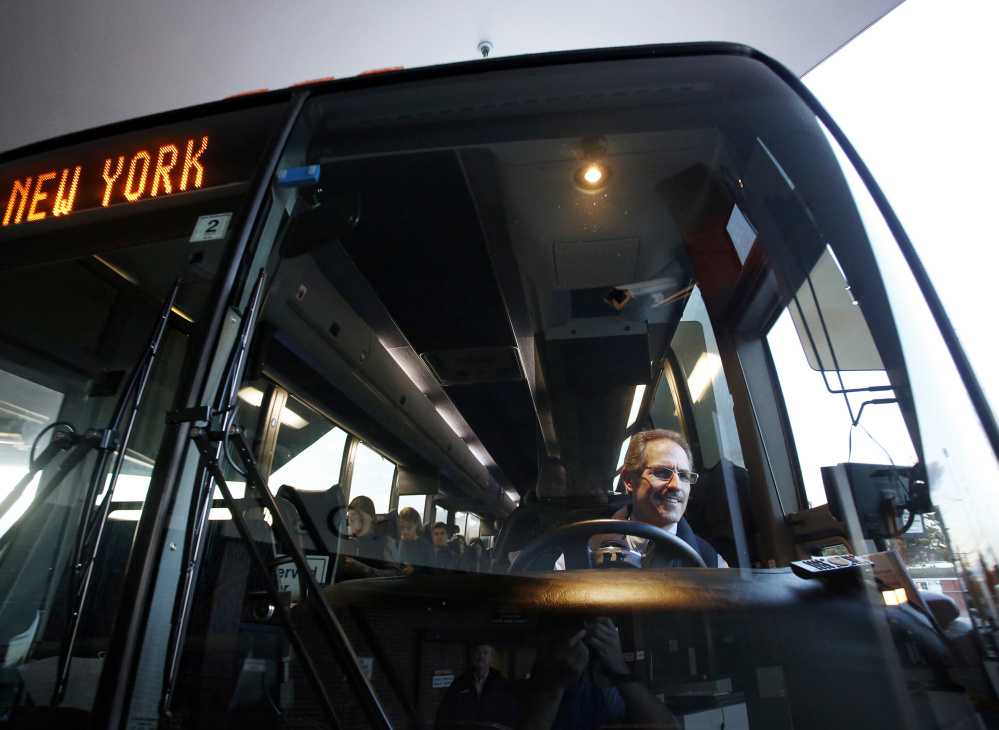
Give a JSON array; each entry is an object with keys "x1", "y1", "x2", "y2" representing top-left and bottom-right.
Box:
[
  {"x1": 434, "y1": 642, "x2": 518, "y2": 730},
  {"x1": 432, "y1": 522, "x2": 460, "y2": 573}
]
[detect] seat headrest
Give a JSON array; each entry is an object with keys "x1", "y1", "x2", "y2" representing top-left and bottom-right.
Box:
[
  {"x1": 372, "y1": 509, "x2": 399, "y2": 540},
  {"x1": 219, "y1": 497, "x2": 295, "y2": 543},
  {"x1": 276, "y1": 483, "x2": 347, "y2": 553}
]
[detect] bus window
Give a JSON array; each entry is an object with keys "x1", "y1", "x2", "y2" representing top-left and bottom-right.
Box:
[
  {"x1": 447, "y1": 510, "x2": 485, "y2": 546},
  {"x1": 671, "y1": 285, "x2": 746, "y2": 471},
  {"x1": 396, "y1": 493, "x2": 428, "y2": 517},
  {"x1": 264, "y1": 393, "x2": 349, "y2": 493},
  {"x1": 614, "y1": 436, "x2": 631, "y2": 475},
  {"x1": 349, "y1": 442, "x2": 396, "y2": 513},
  {"x1": 768, "y1": 308, "x2": 917, "y2": 508},
  {"x1": 0, "y1": 371, "x2": 65, "y2": 535},
  {"x1": 648, "y1": 380, "x2": 684, "y2": 438},
  {"x1": 465, "y1": 513, "x2": 481, "y2": 540}
]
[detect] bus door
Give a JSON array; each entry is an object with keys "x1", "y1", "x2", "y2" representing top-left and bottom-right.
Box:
[{"x1": 0, "y1": 100, "x2": 288, "y2": 723}]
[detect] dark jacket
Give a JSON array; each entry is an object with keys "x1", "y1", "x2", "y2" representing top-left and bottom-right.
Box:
[
  {"x1": 671, "y1": 516, "x2": 719, "y2": 568},
  {"x1": 434, "y1": 544, "x2": 461, "y2": 573},
  {"x1": 399, "y1": 536, "x2": 436, "y2": 574},
  {"x1": 598, "y1": 507, "x2": 720, "y2": 568},
  {"x1": 458, "y1": 547, "x2": 483, "y2": 573},
  {"x1": 434, "y1": 668, "x2": 518, "y2": 730},
  {"x1": 341, "y1": 531, "x2": 400, "y2": 579},
  {"x1": 549, "y1": 682, "x2": 626, "y2": 730}
]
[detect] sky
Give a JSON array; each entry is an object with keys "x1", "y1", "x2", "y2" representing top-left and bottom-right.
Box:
[{"x1": 804, "y1": 0, "x2": 999, "y2": 415}]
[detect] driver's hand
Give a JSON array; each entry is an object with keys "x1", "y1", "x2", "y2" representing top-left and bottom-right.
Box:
[
  {"x1": 532, "y1": 628, "x2": 589, "y2": 691},
  {"x1": 584, "y1": 617, "x2": 629, "y2": 674}
]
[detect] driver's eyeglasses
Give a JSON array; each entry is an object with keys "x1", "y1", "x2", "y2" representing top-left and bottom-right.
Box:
[{"x1": 642, "y1": 466, "x2": 699, "y2": 484}]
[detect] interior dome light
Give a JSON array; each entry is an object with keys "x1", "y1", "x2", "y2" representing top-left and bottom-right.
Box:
[{"x1": 574, "y1": 162, "x2": 611, "y2": 190}]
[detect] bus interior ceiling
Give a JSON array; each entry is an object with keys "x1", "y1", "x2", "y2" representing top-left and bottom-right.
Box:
[{"x1": 263, "y1": 135, "x2": 696, "y2": 512}]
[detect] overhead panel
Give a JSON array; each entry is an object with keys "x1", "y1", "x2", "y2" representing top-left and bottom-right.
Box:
[{"x1": 553, "y1": 238, "x2": 640, "y2": 289}]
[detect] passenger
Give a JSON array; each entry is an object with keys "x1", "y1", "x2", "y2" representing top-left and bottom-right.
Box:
[
  {"x1": 596, "y1": 429, "x2": 726, "y2": 568},
  {"x1": 466, "y1": 537, "x2": 488, "y2": 573},
  {"x1": 519, "y1": 617, "x2": 677, "y2": 730},
  {"x1": 398, "y1": 506, "x2": 436, "y2": 575},
  {"x1": 341, "y1": 495, "x2": 401, "y2": 579},
  {"x1": 456, "y1": 534, "x2": 481, "y2": 573},
  {"x1": 453, "y1": 534, "x2": 468, "y2": 566},
  {"x1": 434, "y1": 642, "x2": 519, "y2": 730},
  {"x1": 432, "y1": 522, "x2": 461, "y2": 573}
]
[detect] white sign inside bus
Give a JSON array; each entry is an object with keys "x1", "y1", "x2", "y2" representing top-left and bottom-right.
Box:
[{"x1": 2, "y1": 135, "x2": 210, "y2": 228}]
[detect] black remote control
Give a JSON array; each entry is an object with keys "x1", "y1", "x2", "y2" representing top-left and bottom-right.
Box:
[{"x1": 791, "y1": 554, "x2": 873, "y2": 580}]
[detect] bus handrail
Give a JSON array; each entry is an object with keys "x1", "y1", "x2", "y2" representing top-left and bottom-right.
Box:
[
  {"x1": 188, "y1": 427, "x2": 348, "y2": 730},
  {"x1": 188, "y1": 424, "x2": 416, "y2": 730}
]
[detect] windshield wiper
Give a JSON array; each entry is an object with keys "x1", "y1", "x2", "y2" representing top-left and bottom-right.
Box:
[
  {"x1": 51, "y1": 280, "x2": 180, "y2": 706},
  {"x1": 160, "y1": 269, "x2": 267, "y2": 719}
]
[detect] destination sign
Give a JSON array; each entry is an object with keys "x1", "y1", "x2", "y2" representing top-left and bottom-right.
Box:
[
  {"x1": 3, "y1": 136, "x2": 209, "y2": 227},
  {"x1": 0, "y1": 102, "x2": 286, "y2": 234}
]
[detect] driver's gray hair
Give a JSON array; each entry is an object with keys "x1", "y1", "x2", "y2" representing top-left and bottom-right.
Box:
[{"x1": 622, "y1": 429, "x2": 693, "y2": 474}]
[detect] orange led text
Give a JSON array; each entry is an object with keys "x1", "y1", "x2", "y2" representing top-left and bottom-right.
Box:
[
  {"x1": 102, "y1": 136, "x2": 208, "y2": 207},
  {"x1": 3, "y1": 167, "x2": 81, "y2": 226},
  {"x1": 3, "y1": 135, "x2": 210, "y2": 228}
]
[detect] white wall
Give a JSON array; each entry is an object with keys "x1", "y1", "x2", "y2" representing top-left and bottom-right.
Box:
[{"x1": 0, "y1": 0, "x2": 897, "y2": 152}]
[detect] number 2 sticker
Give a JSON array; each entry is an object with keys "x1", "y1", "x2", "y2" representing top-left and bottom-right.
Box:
[{"x1": 190, "y1": 213, "x2": 232, "y2": 242}]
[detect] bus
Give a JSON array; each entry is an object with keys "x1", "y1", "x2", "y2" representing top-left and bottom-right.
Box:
[{"x1": 2, "y1": 42, "x2": 998, "y2": 729}]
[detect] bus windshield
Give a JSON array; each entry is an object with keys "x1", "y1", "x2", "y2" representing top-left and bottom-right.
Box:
[{"x1": 1, "y1": 46, "x2": 998, "y2": 730}]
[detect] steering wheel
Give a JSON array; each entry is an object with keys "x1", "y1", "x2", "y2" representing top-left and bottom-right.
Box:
[{"x1": 508, "y1": 519, "x2": 707, "y2": 572}]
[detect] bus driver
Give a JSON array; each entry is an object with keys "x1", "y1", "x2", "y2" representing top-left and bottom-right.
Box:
[{"x1": 595, "y1": 430, "x2": 727, "y2": 568}]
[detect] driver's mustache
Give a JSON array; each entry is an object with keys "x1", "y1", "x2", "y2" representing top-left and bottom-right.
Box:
[{"x1": 652, "y1": 487, "x2": 684, "y2": 503}]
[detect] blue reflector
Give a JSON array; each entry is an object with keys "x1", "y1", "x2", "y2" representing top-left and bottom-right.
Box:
[{"x1": 276, "y1": 165, "x2": 321, "y2": 188}]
